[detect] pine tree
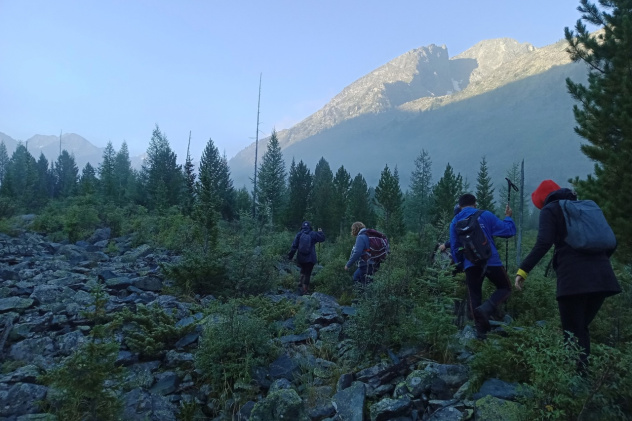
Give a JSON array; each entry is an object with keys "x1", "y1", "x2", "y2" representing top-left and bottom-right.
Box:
[
  {"x1": 375, "y1": 164, "x2": 405, "y2": 238},
  {"x1": 140, "y1": 125, "x2": 183, "y2": 211},
  {"x1": 475, "y1": 156, "x2": 495, "y2": 214},
  {"x1": 54, "y1": 150, "x2": 79, "y2": 198},
  {"x1": 99, "y1": 141, "x2": 117, "y2": 202},
  {"x1": 284, "y1": 158, "x2": 312, "y2": 229},
  {"x1": 347, "y1": 173, "x2": 375, "y2": 227},
  {"x1": 0, "y1": 141, "x2": 9, "y2": 187},
  {"x1": 309, "y1": 157, "x2": 335, "y2": 234},
  {"x1": 332, "y1": 165, "x2": 352, "y2": 237},
  {"x1": 565, "y1": 0, "x2": 632, "y2": 258},
  {"x1": 431, "y1": 163, "x2": 463, "y2": 224},
  {"x1": 35, "y1": 153, "x2": 53, "y2": 203},
  {"x1": 196, "y1": 137, "x2": 222, "y2": 250},
  {"x1": 255, "y1": 130, "x2": 286, "y2": 225},
  {"x1": 234, "y1": 187, "x2": 252, "y2": 216},
  {"x1": 407, "y1": 149, "x2": 433, "y2": 232},
  {"x1": 217, "y1": 152, "x2": 236, "y2": 221}
]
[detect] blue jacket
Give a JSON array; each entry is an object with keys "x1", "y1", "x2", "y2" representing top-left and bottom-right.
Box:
[
  {"x1": 346, "y1": 228, "x2": 371, "y2": 267},
  {"x1": 449, "y1": 207, "x2": 515, "y2": 269},
  {"x1": 289, "y1": 226, "x2": 325, "y2": 264}
]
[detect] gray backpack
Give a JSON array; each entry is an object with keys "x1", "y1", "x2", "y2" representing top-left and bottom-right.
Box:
[{"x1": 559, "y1": 199, "x2": 616, "y2": 253}]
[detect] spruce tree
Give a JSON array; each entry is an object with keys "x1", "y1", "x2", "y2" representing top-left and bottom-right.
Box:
[
  {"x1": 196, "y1": 137, "x2": 222, "y2": 250},
  {"x1": 54, "y1": 150, "x2": 79, "y2": 198},
  {"x1": 114, "y1": 141, "x2": 135, "y2": 205},
  {"x1": 217, "y1": 152, "x2": 236, "y2": 221},
  {"x1": 0, "y1": 144, "x2": 39, "y2": 210},
  {"x1": 0, "y1": 141, "x2": 9, "y2": 187},
  {"x1": 99, "y1": 141, "x2": 117, "y2": 202},
  {"x1": 80, "y1": 162, "x2": 98, "y2": 196},
  {"x1": 565, "y1": 0, "x2": 632, "y2": 258},
  {"x1": 183, "y1": 136, "x2": 196, "y2": 216},
  {"x1": 255, "y1": 130, "x2": 286, "y2": 225},
  {"x1": 332, "y1": 165, "x2": 352, "y2": 237},
  {"x1": 140, "y1": 125, "x2": 183, "y2": 211},
  {"x1": 309, "y1": 157, "x2": 335, "y2": 234},
  {"x1": 347, "y1": 173, "x2": 375, "y2": 228},
  {"x1": 36, "y1": 153, "x2": 53, "y2": 203},
  {"x1": 431, "y1": 163, "x2": 463, "y2": 224},
  {"x1": 284, "y1": 158, "x2": 312, "y2": 229},
  {"x1": 375, "y1": 164, "x2": 405, "y2": 238},
  {"x1": 475, "y1": 156, "x2": 495, "y2": 214},
  {"x1": 407, "y1": 149, "x2": 433, "y2": 232}
]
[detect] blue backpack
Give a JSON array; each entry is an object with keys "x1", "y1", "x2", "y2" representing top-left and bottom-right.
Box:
[
  {"x1": 559, "y1": 200, "x2": 616, "y2": 253},
  {"x1": 298, "y1": 232, "x2": 312, "y2": 259}
]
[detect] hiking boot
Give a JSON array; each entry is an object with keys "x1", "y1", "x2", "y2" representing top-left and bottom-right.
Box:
[{"x1": 473, "y1": 300, "x2": 495, "y2": 339}]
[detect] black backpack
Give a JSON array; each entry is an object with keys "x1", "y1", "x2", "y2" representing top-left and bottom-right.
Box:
[
  {"x1": 455, "y1": 210, "x2": 492, "y2": 265},
  {"x1": 297, "y1": 232, "x2": 312, "y2": 259}
]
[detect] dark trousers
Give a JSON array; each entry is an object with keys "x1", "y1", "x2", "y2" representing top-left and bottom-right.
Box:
[
  {"x1": 353, "y1": 263, "x2": 375, "y2": 286},
  {"x1": 299, "y1": 262, "x2": 315, "y2": 289},
  {"x1": 557, "y1": 293, "x2": 607, "y2": 368},
  {"x1": 465, "y1": 265, "x2": 512, "y2": 316}
]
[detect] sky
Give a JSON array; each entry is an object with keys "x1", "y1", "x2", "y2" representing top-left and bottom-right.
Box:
[{"x1": 0, "y1": 0, "x2": 588, "y2": 161}]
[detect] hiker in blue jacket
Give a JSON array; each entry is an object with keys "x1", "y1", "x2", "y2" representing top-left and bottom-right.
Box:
[
  {"x1": 344, "y1": 221, "x2": 375, "y2": 286},
  {"x1": 450, "y1": 193, "x2": 515, "y2": 338},
  {"x1": 288, "y1": 221, "x2": 325, "y2": 295}
]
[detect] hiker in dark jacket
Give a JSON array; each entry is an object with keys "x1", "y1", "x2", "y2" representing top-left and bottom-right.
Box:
[
  {"x1": 515, "y1": 180, "x2": 621, "y2": 368},
  {"x1": 288, "y1": 221, "x2": 325, "y2": 295},
  {"x1": 344, "y1": 221, "x2": 376, "y2": 286},
  {"x1": 450, "y1": 193, "x2": 516, "y2": 338}
]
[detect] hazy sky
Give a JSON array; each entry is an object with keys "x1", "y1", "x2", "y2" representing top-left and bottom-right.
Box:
[{"x1": 0, "y1": 0, "x2": 587, "y2": 161}]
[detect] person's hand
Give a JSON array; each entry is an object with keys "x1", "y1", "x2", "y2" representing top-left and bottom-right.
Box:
[
  {"x1": 438, "y1": 243, "x2": 446, "y2": 252},
  {"x1": 344, "y1": 265, "x2": 348, "y2": 271},
  {"x1": 318, "y1": 228, "x2": 322, "y2": 232},
  {"x1": 515, "y1": 275, "x2": 525, "y2": 291},
  {"x1": 505, "y1": 204, "x2": 513, "y2": 217}
]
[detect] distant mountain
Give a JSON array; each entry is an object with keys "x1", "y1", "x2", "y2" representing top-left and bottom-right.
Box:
[
  {"x1": 228, "y1": 38, "x2": 593, "y2": 195},
  {"x1": 0, "y1": 132, "x2": 143, "y2": 171}
]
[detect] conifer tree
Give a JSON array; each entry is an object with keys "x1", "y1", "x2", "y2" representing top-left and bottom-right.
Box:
[
  {"x1": 284, "y1": 158, "x2": 312, "y2": 229},
  {"x1": 140, "y1": 125, "x2": 183, "y2": 211},
  {"x1": 54, "y1": 150, "x2": 79, "y2": 198},
  {"x1": 0, "y1": 141, "x2": 9, "y2": 187},
  {"x1": 80, "y1": 162, "x2": 98, "y2": 196},
  {"x1": 565, "y1": 0, "x2": 632, "y2": 258},
  {"x1": 99, "y1": 141, "x2": 117, "y2": 202},
  {"x1": 375, "y1": 164, "x2": 405, "y2": 238},
  {"x1": 475, "y1": 156, "x2": 495, "y2": 214},
  {"x1": 310, "y1": 157, "x2": 335, "y2": 234},
  {"x1": 332, "y1": 165, "x2": 352, "y2": 236},
  {"x1": 217, "y1": 152, "x2": 236, "y2": 221},
  {"x1": 431, "y1": 163, "x2": 463, "y2": 224},
  {"x1": 183, "y1": 135, "x2": 196, "y2": 216},
  {"x1": 347, "y1": 173, "x2": 375, "y2": 228},
  {"x1": 114, "y1": 141, "x2": 135, "y2": 205},
  {"x1": 35, "y1": 153, "x2": 53, "y2": 202},
  {"x1": 0, "y1": 144, "x2": 39, "y2": 210},
  {"x1": 255, "y1": 130, "x2": 286, "y2": 225},
  {"x1": 196, "y1": 137, "x2": 222, "y2": 250},
  {"x1": 235, "y1": 186, "x2": 252, "y2": 216},
  {"x1": 407, "y1": 149, "x2": 433, "y2": 232}
]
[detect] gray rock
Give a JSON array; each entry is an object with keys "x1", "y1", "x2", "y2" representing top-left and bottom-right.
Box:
[
  {"x1": 474, "y1": 395, "x2": 522, "y2": 421},
  {"x1": 332, "y1": 381, "x2": 365, "y2": 421},
  {"x1": 0, "y1": 297, "x2": 33, "y2": 312},
  {"x1": 427, "y1": 406, "x2": 465, "y2": 421},
  {"x1": 250, "y1": 388, "x2": 309, "y2": 421},
  {"x1": 370, "y1": 395, "x2": 412, "y2": 421},
  {"x1": 132, "y1": 276, "x2": 163, "y2": 292},
  {"x1": 472, "y1": 378, "x2": 521, "y2": 401},
  {"x1": 122, "y1": 387, "x2": 178, "y2": 421},
  {"x1": 269, "y1": 353, "x2": 300, "y2": 381},
  {"x1": 0, "y1": 383, "x2": 48, "y2": 417},
  {"x1": 269, "y1": 378, "x2": 292, "y2": 393},
  {"x1": 55, "y1": 330, "x2": 86, "y2": 356},
  {"x1": 319, "y1": 323, "x2": 342, "y2": 344},
  {"x1": 150, "y1": 371, "x2": 180, "y2": 395}
]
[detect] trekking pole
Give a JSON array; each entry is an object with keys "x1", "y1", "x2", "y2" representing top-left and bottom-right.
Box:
[{"x1": 505, "y1": 177, "x2": 519, "y2": 269}]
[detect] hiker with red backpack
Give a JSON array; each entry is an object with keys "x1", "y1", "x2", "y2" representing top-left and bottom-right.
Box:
[
  {"x1": 344, "y1": 221, "x2": 389, "y2": 286},
  {"x1": 288, "y1": 221, "x2": 325, "y2": 295},
  {"x1": 450, "y1": 193, "x2": 516, "y2": 339},
  {"x1": 515, "y1": 180, "x2": 621, "y2": 370}
]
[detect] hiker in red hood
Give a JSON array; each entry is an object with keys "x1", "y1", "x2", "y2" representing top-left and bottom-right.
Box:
[{"x1": 515, "y1": 180, "x2": 621, "y2": 370}]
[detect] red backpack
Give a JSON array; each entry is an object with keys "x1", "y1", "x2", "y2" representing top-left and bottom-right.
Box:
[{"x1": 362, "y1": 229, "x2": 390, "y2": 264}]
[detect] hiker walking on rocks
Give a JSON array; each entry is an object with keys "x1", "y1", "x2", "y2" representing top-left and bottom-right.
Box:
[
  {"x1": 288, "y1": 221, "x2": 325, "y2": 295},
  {"x1": 515, "y1": 180, "x2": 621, "y2": 369},
  {"x1": 450, "y1": 193, "x2": 516, "y2": 338},
  {"x1": 344, "y1": 221, "x2": 389, "y2": 287}
]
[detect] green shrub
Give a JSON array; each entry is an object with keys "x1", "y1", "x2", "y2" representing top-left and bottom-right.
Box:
[
  {"x1": 112, "y1": 304, "x2": 195, "y2": 360},
  {"x1": 195, "y1": 300, "x2": 277, "y2": 414},
  {"x1": 162, "y1": 248, "x2": 229, "y2": 296}
]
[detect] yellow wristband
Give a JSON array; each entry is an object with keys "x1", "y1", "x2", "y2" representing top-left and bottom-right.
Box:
[{"x1": 516, "y1": 269, "x2": 528, "y2": 279}]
